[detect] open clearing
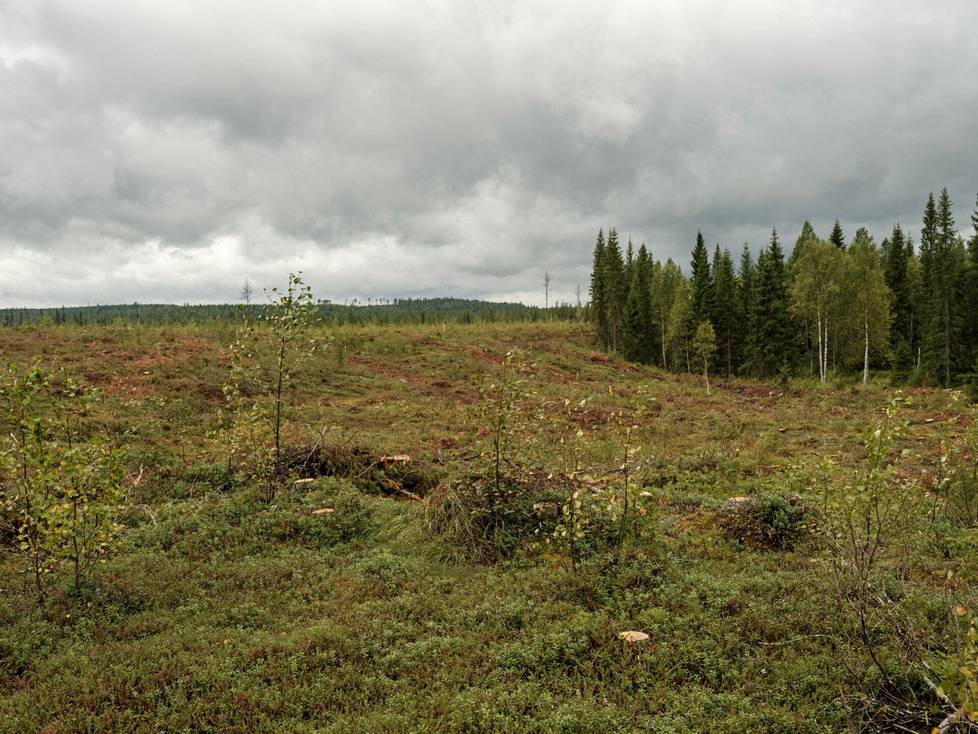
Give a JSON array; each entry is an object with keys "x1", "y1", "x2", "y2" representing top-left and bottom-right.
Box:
[{"x1": 1, "y1": 321, "x2": 975, "y2": 733}]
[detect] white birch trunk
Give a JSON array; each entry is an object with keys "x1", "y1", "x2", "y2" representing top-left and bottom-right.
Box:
[
  {"x1": 816, "y1": 306, "x2": 824, "y2": 384},
  {"x1": 821, "y1": 320, "x2": 830, "y2": 384},
  {"x1": 863, "y1": 311, "x2": 870, "y2": 385},
  {"x1": 660, "y1": 318, "x2": 667, "y2": 366}
]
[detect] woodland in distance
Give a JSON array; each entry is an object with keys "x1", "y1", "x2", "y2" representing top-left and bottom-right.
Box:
[{"x1": 589, "y1": 188, "x2": 978, "y2": 392}]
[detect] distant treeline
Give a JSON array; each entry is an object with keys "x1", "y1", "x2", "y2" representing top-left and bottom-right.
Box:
[
  {"x1": 589, "y1": 188, "x2": 978, "y2": 387},
  {"x1": 0, "y1": 297, "x2": 581, "y2": 328}
]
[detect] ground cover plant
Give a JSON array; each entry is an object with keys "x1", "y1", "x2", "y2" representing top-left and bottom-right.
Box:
[{"x1": 2, "y1": 317, "x2": 978, "y2": 732}]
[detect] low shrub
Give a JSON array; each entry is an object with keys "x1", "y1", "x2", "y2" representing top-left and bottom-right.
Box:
[
  {"x1": 718, "y1": 494, "x2": 812, "y2": 550},
  {"x1": 424, "y1": 469, "x2": 561, "y2": 563}
]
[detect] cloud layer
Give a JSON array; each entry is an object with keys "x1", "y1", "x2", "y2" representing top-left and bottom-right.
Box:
[{"x1": 2, "y1": 0, "x2": 977, "y2": 306}]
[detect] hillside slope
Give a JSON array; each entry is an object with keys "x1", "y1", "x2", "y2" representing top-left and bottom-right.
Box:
[{"x1": 0, "y1": 321, "x2": 974, "y2": 732}]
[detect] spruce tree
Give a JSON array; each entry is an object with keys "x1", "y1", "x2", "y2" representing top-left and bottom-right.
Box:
[
  {"x1": 588, "y1": 229, "x2": 608, "y2": 348},
  {"x1": 648, "y1": 257, "x2": 664, "y2": 365},
  {"x1": 906, "y1": 242, "x2": 923, "y2": 374},
  {"x1": 689, "y1": 231, "x2": 713, "y2": 328},
  {"x1": 919, "y1": 193, "x2": 939, "y2": 380},
  {"x1": 748, "y1": 229, "x2": 794, "y2": 377},
  {"x1": 622, "y1": 269, "x2": 642, "y2": 362},
  {"x1": 738, "y1": 244, "x2": 755, "y2": 374},
  {"x1": 621, "y1": 245, "x2": 655, "y2": 363},
  {"x1": 829, "y1": 220, "x2": 846, "y2": 249},
  {"x1": 712, "y1": 246, "x2": 740, "y2": 377},
  {"x1": 920, "y1": 189, "x2": 964, "y2": 386},
  {"x1": 798, "y1": 220, "x2": 818, "y2": 246},
  {"x1": 964, "y1": 193, "x2": 978, "y2": 373},
  {"x1": 790, "y1": 221, "x2": 819, "y2": 271},
  {"x1": 603, "y1": 228, "x2": 626, "y2": 352},
  {"x1": 638, "y1": 244, "x2": 658, "y2": 363},
  {"x1": 969, "y1": 192, "x2": 978, "y2": 261},
  {"x1": 883, "y1": 224, "x2": 913, "y2": 375}
]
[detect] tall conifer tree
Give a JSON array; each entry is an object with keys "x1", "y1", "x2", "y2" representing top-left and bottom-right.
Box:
[
  {"x1": 797, "y1": 220, "x2": 818, "y2": 247},
  {"x1": 712, "y1": 245, "x2": 739, "y2": 377},
  {"x1": 622, "y1": 244, "x2": 655, "y2": 363},
  {"x1": 738, "y1": 244, "x2": 755, "y2": 374},
  {"x1": 919, "y1": 193, "x2": 939, "y2": 380},
  {"x1": 588, "y1": 229, "x2": 608, "y2": 348},
  {"x1": 689, "y1": 231, "x2": 713, "y2": 328},
  {"x1": 790, "y1": 221, "x2": 819, "y2": 271},
  {"x1": 921, "y1": 189, "x2": 963, "y2": 386},
  {"x1": 603, "y1": 228, "x2": 626, "y2": 352},
  {"x1": 964, "y1": 193, "x2": 978, "y2": 372},
  {"x1": 748, "y1": 229, "x2": 794, "y2": 377},
  {"x1": 883, "y1": 224, "x2": 913, "y2": 374},
  {"x1": 829, "y1": 220, "x2": 846, "y2": 249}
]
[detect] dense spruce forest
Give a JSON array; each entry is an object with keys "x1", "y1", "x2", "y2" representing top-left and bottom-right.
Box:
[{"x1": 590, "y1": 188, "x2": 978, "y2": 389}]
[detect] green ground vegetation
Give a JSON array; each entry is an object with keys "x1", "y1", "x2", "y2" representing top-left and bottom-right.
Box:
[{"x1": 2, "y1": 319, "x2": 978, "y2": 732}]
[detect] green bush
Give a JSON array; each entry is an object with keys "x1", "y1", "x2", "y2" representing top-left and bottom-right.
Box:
[
  {"x1": 424, "y1": 470, "x2": 560, "y2": 563},
  {"x1": 719, "y1": 494, "x2": 811, "y2": 550},
  {"x1": 0, "y1": 362, "x2": 127, "y2": 602}
]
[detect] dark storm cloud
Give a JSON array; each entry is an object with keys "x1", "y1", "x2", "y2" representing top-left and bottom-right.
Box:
[{"x1": 1, "y1": 0, "x2": 977, "y2": 306}]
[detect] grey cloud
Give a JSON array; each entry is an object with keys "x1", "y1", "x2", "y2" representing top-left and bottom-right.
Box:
[{"x1": 1, "y1": 0, "x2": 977, "y2": 307}]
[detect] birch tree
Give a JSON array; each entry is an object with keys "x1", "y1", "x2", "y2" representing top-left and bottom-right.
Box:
[
  {"x1": 692, "y1": 321, "x2": 717, "y2": 394},
  {"x1": 790, "y1": 240, "x2": 846, "y2": 383},
  {"x1": 651, "y1": 259, "x2": 685, "y2": 369},
  {"x1": 666, "y1": 277, "x2": 692, "y2": 373},
  {"x1": 848, "y1": 230, "x2": 893, "y2": 384}
]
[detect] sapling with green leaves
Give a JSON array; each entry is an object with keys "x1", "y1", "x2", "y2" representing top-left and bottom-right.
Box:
[
  {"x1": 424, "y1": 350, "x2": 537, "y2": 562},
  {"x1": 222, "y1": 272, "x2": 322, "y2": 499},
  {"x1": 550, "y1": 398, "x2": 598, "y2": 569},
  {"x1": 927, "y1": 392, "x2": 978, "y2": 528},
  {"x1": 265, "y1": 273, "x2": 321, "y2": 480},
  {"x1": 477, "y1": 349, "x2": 532, "y2": 492},
  {"x1": 0, "y1": 363, "x2": 126, "y2": 604},
  {"x1": 928, "y1": 607, "x2": 978, "y2": 733},
  {"x1": 610, "y1": 412, "x2": 645, "y2": 565},
  {"x1": 691, "y1": 321, "x2": 717, "y2": 394},
  {"x1": 817, "y1": 392, "x2": 937, "y2": 720}
]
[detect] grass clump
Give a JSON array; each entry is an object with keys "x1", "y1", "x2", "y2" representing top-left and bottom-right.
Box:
[{"x1": 425, "y1": 469, "x2": 560, "y2": 563}]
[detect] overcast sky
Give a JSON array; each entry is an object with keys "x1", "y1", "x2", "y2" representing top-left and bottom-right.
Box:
[{"x1": 1, "y1": 1, "x2": 977, "y2": 307}]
